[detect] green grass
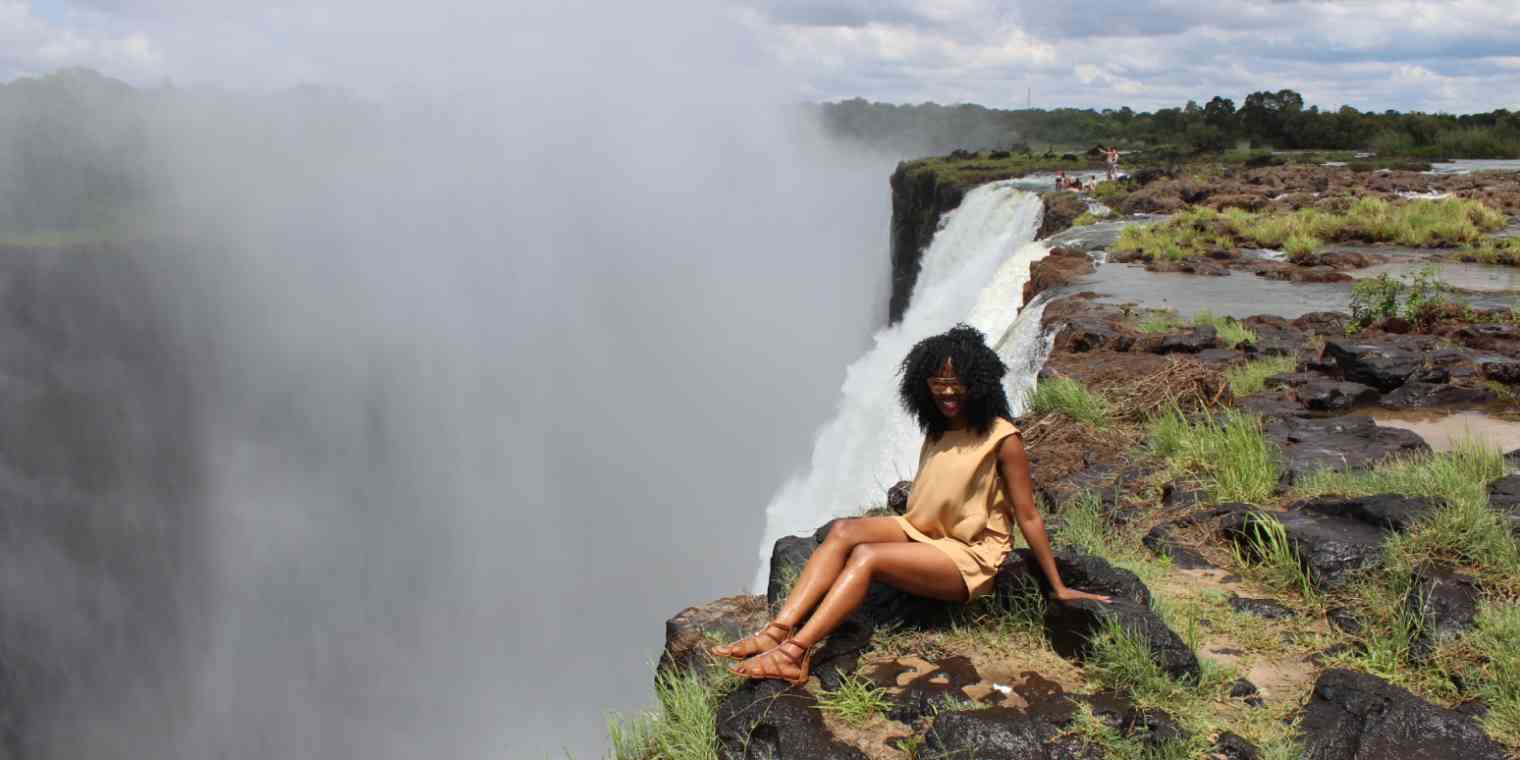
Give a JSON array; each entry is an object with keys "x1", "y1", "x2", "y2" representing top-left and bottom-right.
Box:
[
  {"x1": 1229, "y1": 512, "x2": 1319, "y2": 602},
  {"x1": 1113, "y1": 198, "x2": 1508, "y2": 261},
  {"x1": 1053, "y1": 492, "x2": 1172, "y2": 584},
  {"x1": 1190, "y1": 309, "x2": 1256, "y2": 348},
  {"x1": 1026, "y1": 377, "x2": 1114, "y2": 428},
  {"x1": 815, "y1": 672, "x2": 893, "y2": 727},
  {"x1": 1136, "y1": 310, "x2": 1189, "y2": 333},
  {"x1": 900, "y1": 153, "x2": 1105, "y2": 190},
  {"x1": 1224, "y1": 355, "x2": 1299, "y2": 396},
  {"x1": 1455, "y1": 236, "x2": 1520, "y2": 266},
  {"x1": 1437, "y1": 602, "x2": 1520, "y2": 746},
  {"x1": 607, "y1": 667, "x2": 738, "y2": 760},
  {"x1": 1072, "y1": 210, "x2": 1109, "y2": 227},
  {"x1": 1147, "y1": 406, "x2": 1279, "y2": 504}
]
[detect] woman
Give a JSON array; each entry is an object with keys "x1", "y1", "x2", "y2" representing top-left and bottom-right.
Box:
[{"x1": 712, "y1": 325, "x2": 1110, "y2": 685}]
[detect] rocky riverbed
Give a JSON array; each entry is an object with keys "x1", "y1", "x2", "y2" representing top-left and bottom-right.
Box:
[{"x1": 648, "y1": 161, "x2": 1520, "y2": 760}]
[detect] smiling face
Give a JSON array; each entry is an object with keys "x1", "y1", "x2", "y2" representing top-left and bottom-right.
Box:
[{"x1": 926, "y1": 357, "x2": 967, "y2": 423}]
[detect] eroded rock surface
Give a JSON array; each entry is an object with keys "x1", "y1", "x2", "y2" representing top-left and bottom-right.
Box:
[{"x1": 1299, "y1": 669, "x2": 1508, "y2": 760}]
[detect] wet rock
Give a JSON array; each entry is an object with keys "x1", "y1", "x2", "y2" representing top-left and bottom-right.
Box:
[
  {"x1": 1299, "y1": 668, "x2": 1508, "y2": 760},
  {"x1": 1228, "y1": 594, "x2": 1296, "y2": 620},
  {"x1": 1121, "y1": 707, "x2": 1188, "y2": 749},
  {"x1": 1024, "y1": 247, "x2": 1095, "y2": 307},
  {"x1": 1293, "y1": 380, "x2": 1378, "y2": 412},
  {"x1": 715, "y1": 679, "x2": 869, "y2": 760},
  {"x1": 1142, "y1": 525, "x2": 1214, "y2": 569},
  {"x1": 1380, "y1": 382, "x2": 1497, "y2": 408},
  {"x1": 1263, "y1": 414, "x2": 1429, "y2": 483},
  {"x1": 921, "y1": 707, "x2": 1048, "y2": 760},
  {"x1": 1038, "y1": 193, "x2": 1090, "y2": 241},
  {"x1": 1220, "y1": 509, "x2": 1384, "y2": 591},
  {"x1": 1054, "y1": 320, "x2": 1132, "y2": 353},
  {"x1": 1045, "y1": 598, "x2": 1201, "y2": 684},
  {"x1": 1292, "y1": 493, "x2": 1440, "y2": 533},
  {"x1": 658, "y1": 594, "x2": 770, "y2": 680},
  {"x1": 1211, "y1": 731, "x2": 1262, "y2": 760},
  {"x1": 1322, "y1": 340, "x2": 1422, "y2": 391},
  {"x1": 1150, "y1": 325, "x2": 1219, "y2": 355},
  {"x1": 1326, "y1": 606, "x2": 1363, "y2": 635},
  {"x1": 1405, "y1": 567, "x2": 1480, "y2": 655},
  {"x1": 887, "y1": 480, "x2": 913, "y2": 514}
]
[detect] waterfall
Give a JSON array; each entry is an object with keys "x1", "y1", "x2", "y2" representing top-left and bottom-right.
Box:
[{"x1": 752, "y1": 181, "x2": 1053, "y2": 589}]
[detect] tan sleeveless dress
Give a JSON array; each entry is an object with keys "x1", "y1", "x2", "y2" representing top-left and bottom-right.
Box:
[{"x1": 895, "y1": 417, "x2": 1022, "y2": 599}]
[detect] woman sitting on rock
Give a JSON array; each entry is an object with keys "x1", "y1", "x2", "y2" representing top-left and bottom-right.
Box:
[{"x1": 711, "y1": 324, "x2": 1111, "y2": 685}]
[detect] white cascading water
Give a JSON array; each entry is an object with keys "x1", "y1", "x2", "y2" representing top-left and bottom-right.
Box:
[{"x1": 753, "y1": 181, "x2": 1057, "y2": 588}]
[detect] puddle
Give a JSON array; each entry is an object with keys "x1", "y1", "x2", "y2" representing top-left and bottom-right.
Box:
[
  {"x1": 1369, "y1": 409, "x2": 1520, "y2": 453},
  {"x1": 1067, "y1": 261, "x2": 1354, "y2": 319},
  {"x1": 1349, "y1": 261, "x2": 1520, "y2": 294}
]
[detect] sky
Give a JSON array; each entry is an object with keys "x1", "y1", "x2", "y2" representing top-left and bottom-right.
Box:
[{"x1": 3, "y1": 0, "x2": 1520, "y2": 113}]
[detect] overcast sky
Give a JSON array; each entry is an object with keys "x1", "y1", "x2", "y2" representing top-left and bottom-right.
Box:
[{"x1": 4, "y1": 1, "x2": 1519, "y2": 111}]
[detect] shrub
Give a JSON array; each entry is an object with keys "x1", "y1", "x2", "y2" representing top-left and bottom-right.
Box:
[{"x1": 1347, "y1": 264, "x2": 1451, "y2": 332}]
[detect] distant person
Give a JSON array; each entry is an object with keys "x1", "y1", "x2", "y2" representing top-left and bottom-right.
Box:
[
  {"x1": 1105, "y1": 146, "x2": 1120, "y2": 180},
  {"x1": 1055, "y1": 170, "x2": 1069, "y2": 189},
  {"x1": 709, "y1": 325, "x2": 1111, "y2": 685}
]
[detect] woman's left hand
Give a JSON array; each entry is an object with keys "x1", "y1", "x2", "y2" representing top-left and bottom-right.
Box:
[{"x1": 1052, "y1": 587, "x2": 1112, "y2": 604}]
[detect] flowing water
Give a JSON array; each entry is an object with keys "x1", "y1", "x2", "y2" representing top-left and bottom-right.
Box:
[{"x1": 752, "y1": 183, "x2": 1055, "y2": 588}]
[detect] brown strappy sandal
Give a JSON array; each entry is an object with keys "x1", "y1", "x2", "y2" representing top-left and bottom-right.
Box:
[
  {"x1": 729, "y1": 637, "x2": 814, "y2": 687},
  {"x1": 709, "y1": 620, "x2": 793, "y2": 661}
]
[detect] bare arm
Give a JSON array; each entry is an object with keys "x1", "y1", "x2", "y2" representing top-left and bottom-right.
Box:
[{"x1": 997, "y1": 432, "x2": 1111, "y2": 603}]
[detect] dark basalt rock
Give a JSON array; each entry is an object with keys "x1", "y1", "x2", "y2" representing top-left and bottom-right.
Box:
[
  {"x1": 921, "y1": 708, "x2": 1049, "y2": 760},
  {"x1": 1478, "y1": 356, "x2": 1520, "y2": 385},
  {"x1": 999, "y1": 548, "x2": 1151, "y2": 607},
  {"x1": 1488, "y1": 474, "x2": 1520, "y2": 511},
  {"x1": 1299, "y1": 668, "x2": 1508, "y2": 760},
  {"x1": 1292, "y1": 493, "x2": 1440, "y2": 533},
  {"x1": 1263, "y1": 371, "x2": 1318, "y2": 390},
  {"x1": 1228, "y1": 594, "x2": 1296, "y2": 620},
  {"x1": 1211, "y1": 731, "x2": 1262, "y2": 760},
  {"x1": 1230, "y1": 678, "x2": 1260, "y2": 698},
  {"x1": 1161, "y1": 481, "x2": 1211, "y2": 510},
  {"x1": 1054, "y1": 319, "x2": 1133, "y2": 353},
  {"x1": 1150, "y1": 325, "x2": 1218, "y2": 355},
  {"x1": 1405, "y1": 567, "x2": 1480, "y2": 656},
  {"x1": 715, "y1": 679, "x2": 869, "y2": 760},
  {"x1": 1142, "y1": 524, "x2": 1214, "y2": 569},
  {"x1": 1045, "y1": 598, "x2": 1201, "y2": 684},
  {"x1": 658, "y1": 594, "x2": 770, "y2": 681},
  {"x1": 1294, "y1": 380, "x2": 1378, "y2": 412},
  {"x1": 1322, "y1": 340, "x2": 1422, "y2": 391},
  {"x1": 1120, "y1": 707, "x2": 1188, "y2": 749},
  {"x1": 1309, "y1": 642, "x2": 1365, "y2": 665},
  {"x1": 887, "y1": 480, "x2": 914, "y2": 514},
  {"x1": 1220, "y1": 510, "x2": 1384, "y2": 591},
  {"x1": 1262, "y1": 413, "x2": 1429, "y2": 483},
  {"x1": 768, "y1": 535, "x2": 817, "y2": 608},
  {"x1": 1380, "y1": 381, "x2": 1497, "y2": 408},
  {"x1": 1326, "y1": 606, "x2": 1363, "y2": 635}
]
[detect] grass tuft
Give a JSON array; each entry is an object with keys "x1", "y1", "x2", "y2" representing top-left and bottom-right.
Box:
[
  {"x1": 815, "y1": 672, "x2": 893, "y2": 727},
  {"x1": 1224, "y1": 355, "x2": 1299, "y2": 396},
  {"x1": 1229, "y1": 512, "x2": 1318, "y2": 602},
  {"x1": 1148, "y1": 406, "x2": 1279, "y2": 504},
  {"x1": 1027, "y1": 377, "x2": 1114, "y2": 428},
  {"x1": 607, "y1": 667, "x2": 737, "y2": 760},
  {"x1": 1191, "y1": 309, "x2": 1257, "y2": 348}
]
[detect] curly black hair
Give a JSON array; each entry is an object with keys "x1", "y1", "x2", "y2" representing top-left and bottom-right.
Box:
[{"x1": 898, "y1": 324, "x2": 1012, "y2": 440}]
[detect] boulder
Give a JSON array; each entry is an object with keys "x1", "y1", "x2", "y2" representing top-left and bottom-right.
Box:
[
  {"x1": 768, "y1": 535, "x2": 816, "y2": 607},
  {"x1": 1024, "y1": 247, "x2": 1096, "y2": 305},
  {"x1": 1298, "y1": 668, "x2": 1508, "y2": 760},
  {"x1": 921, "y1": 708, "x2": 1050, "y2": 760},
  {"x1": 1053, "y1": 320, "x2": 1132, "y2": 353},
  {"x1": 1322, "y1": 340, "x2": 1423, "y2": 391},
  {"x1": 1476, "y1": 356, "x2": 1520, "y2": 385},
  {"x1": 1120, "y1": 707, "x2": 1188, "y2": 750},
  {"x1": 1142, "y1": 524, "x2": 1214, "y2": 569},
  {"x1": 1326, "y1": 606, "x2": 1363, "y2": 635},
  {"x1": 1292, "y1": 494, "x2": 1440, "y2": 533},
  {"x1": 998, "y1": 548, "x2": 1151, "y2": 607},
  {"x1": 1045, "y1": 598, "x2": 1201, "y2": 684},
  {"x1": 1038, "y1": 193, "x2": 1090, "y2": 240},
  {"x1": 1262, "y1": 414, "x2": 1429, "y2": 483},
  {"x1": 1293, "y1": 381, "x2": 1378, "y2": 412},
  {"x1": 1150, "y1": 325, "x2": 1219, "y2": 355},
  {"x1": 715, "y1": 680, "x2": 869, "y2": 760},
  {"x1": 1220, "y1": 510, "x2": 1384, "y2": 591},
  {"x1": 1230, "y1": 679, "x2": 1260, "y2": 698},
  {"x1": 658, "y1": 595, "x2": 770, "y2": 680}
]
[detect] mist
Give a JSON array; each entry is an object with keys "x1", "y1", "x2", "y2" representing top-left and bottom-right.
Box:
[{"x1": 4, "y1": 2, "x2": 896, "y2": 758}]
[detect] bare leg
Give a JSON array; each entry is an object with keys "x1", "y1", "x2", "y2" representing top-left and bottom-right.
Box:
[
  {"x1": 710, "y1": 517, "x2": 907, "y2": 658},
  {"x1": 733, "y1": 542, "x2": 966, "y2": 680}
]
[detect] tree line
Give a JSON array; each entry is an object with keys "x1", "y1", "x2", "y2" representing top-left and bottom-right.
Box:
[{"x1": 812, "y1": 90, "x2": 1520, "y2": 159}]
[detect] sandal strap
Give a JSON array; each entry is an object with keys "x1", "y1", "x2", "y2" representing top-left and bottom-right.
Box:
[{"x1": 776, "y1": 637, "x2": 810, "y2": 662}]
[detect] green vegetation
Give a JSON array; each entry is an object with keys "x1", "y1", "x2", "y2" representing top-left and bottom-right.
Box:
[
  {"x1": 1136, "y1": 310, "x2": 1188, "y2": 333},
  {"x1": 1438, "y1": 603, "x2": 1520, "y2": 746},
  {"x1": 1053, "y1": 492, "x2": 1171, "y2": 584},
  {"x1": 1148, "y1": 407, "x2": 1279, "y2": 504},
  {"x1": 898, "y1": 153, "x2": 1104, "y2": 190},
  {"x1": 1115, "y1": 199, "x2": 1507, "y2": 263},
  {"x1": 1230, "y1": 512, "x2": 1319, "y2": 602},
  {"x1": 1347, "y1": 264, "x2": 1454, "y2": 332},
  {"x1": 1026, "y1": 377, "x2": 1114, "y2": 428},
  {"x1": 1071, "y1": 210, "x2": 1109, "y2": 227},
  {"x1": 607, "y1": 667, "x2": 737, "y2": 760},
  {"x1": 1191, "y1": 309, "x2": 1257, "y2": 348},
  {"x1": 815, "y1": 672, "x2": 893, "y2": 727},
  {"x1": 1225, "y1": 355, "x2": 1299, "y2": 396},
  {"x1": 1456, "y1": 236, "x2": 1520, "y2": 266}
]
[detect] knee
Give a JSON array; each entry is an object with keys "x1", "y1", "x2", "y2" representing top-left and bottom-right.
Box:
[
  {"x1": 825, "y1": 518, "x2": 867, "y2": 548},
  {"x1": 844, "y1": 544, "x2": 879, "y2": 575}
]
